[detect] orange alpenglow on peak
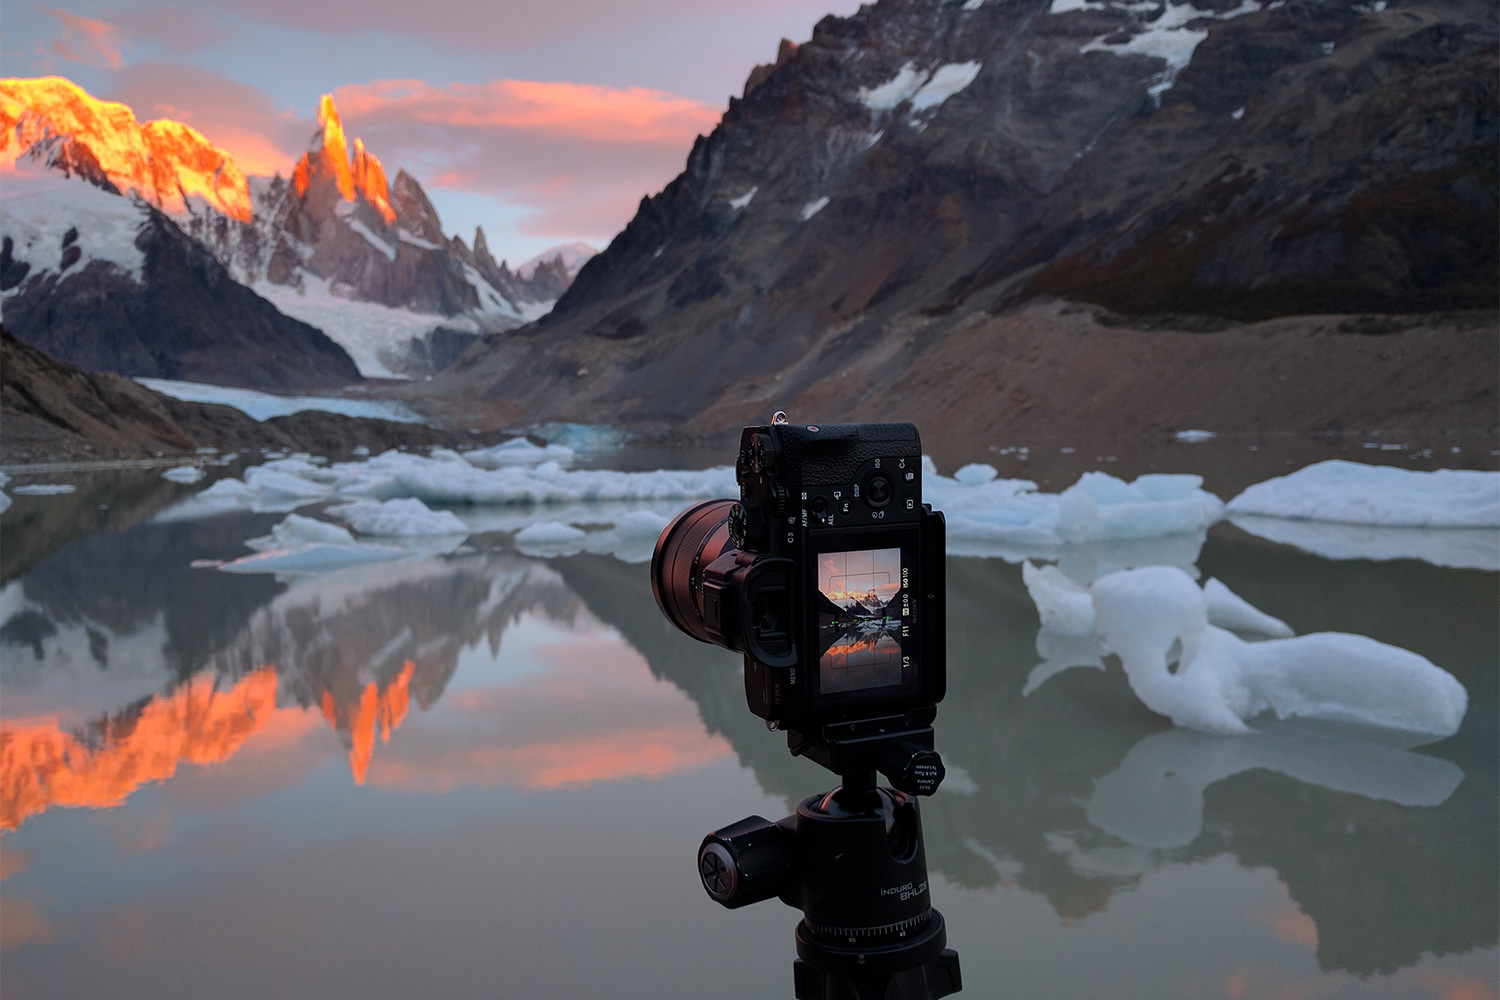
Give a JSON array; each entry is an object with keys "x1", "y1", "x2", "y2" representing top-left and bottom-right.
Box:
[
  {"x1": 0, "y1": 668, "x2": 281, "y2": 831},
  {"x1": 0, "y1": 76, "x2": 253, "y2": 223},
  {"x1": 292, "y1": 94, "x2": 396, "y2": 224},
  {"x1": 318, "y1": 661, "x2": 416, "y2": 785}
]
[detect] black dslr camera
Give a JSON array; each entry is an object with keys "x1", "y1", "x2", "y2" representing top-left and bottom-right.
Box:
[
  {"x1": 654, "y1": 417, "x2": 960, "y2": 1000},
  {"x1": 651, "y1": 417, "x2": 948, "y2": 792}
]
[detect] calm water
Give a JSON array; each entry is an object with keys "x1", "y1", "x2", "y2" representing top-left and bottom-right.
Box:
[{"x1": 1, "y1": 439, "x2": 1496, "y2": 1000}]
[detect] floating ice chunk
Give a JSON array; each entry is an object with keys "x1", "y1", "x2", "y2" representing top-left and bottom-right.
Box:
[
  {"x1": 1091, "y1": 566, "x2": 1467, "y2": 736},
  {"x1": 1227, "y1": 460, "x2": 1500, "y2": 527},
  {"x1": 1024, "y1": 562, "x2": 1288, "y2": 642},
  {"x1": 1202, "y1": 578, "x2": 1293, "y2": 637},
  {"x1": 1228, "y1": 515, "x2": 1500, "y2": 571},
  {"x1": 10, "y1": 484, "x2": 76, "y2": 495},
  {"x1": 163, "y1": 466, "x2": 205, "y2": 484},
  {"x1": 924, "y1": 467, "x2": 1224, "y2": 559},
  {"x1": 463, "y1": 438, "x2": 576, "y2": 468},
  {"x1": 1023, "y1": 562, "x2": 1096, "y2": 635},
  {"x1": 326, "y1": 498, "x2": 469, "y2": 536},
  {"x1": 1174, "y1": 429, "x2": 1216, "y2": 442},
  {"x1": 245, "y1": 513, "x2": 358, "y2": 551},
  {"x1": 953, "y1": 463, "x2": 999, "y2": 485},
  {"x1": 0, "y1": 493, "x2": 9, "y2": 515},
  {"x1": 1057, "y1": 472, "x2": 1224, "y2": 542},
  {"x1": 1022, "y1": 635, "x2": 1107, "y2": 696},
  {"x1": 214, "y1": 511, "x2": 460, "y2": 575},
  {"x1": 1087, "y1": 722, "x2": 1465, "y2": 848}
]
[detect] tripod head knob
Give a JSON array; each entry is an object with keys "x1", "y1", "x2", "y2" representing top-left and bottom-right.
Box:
[
  {"x1": 698, "y1": 815, "x2": 797, "y2": 909},
  {"x1": 886, "y1": 745, "x2": 945, "y2": 797}
]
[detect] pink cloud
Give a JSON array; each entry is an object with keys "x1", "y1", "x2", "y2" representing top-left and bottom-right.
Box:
[
  {"x1": 331, "y1": 78, "x2": 722, "y2": 237},
  {"x1": 89, "y1": 64, "x2": 722, "y2": 242},
  {"x1": 46, "y1": 10, "x2": 125, "y2": 70},
  {"x1": 144, "y1": 0, "x2": 829, "y2": 53}
]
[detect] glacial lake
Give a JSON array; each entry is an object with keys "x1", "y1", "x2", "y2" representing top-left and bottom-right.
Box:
[{"x1": 1, "y1": 434, "x2": 1496, "y2": 1000}]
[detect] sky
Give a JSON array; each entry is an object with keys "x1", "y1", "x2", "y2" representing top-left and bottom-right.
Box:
[{"x1": 4, "y1": 0, "x2": 863, "y2": 266}]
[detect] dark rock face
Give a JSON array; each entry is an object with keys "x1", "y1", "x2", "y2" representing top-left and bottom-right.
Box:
[
  {"x1": 0, "y1": 327, "x2": 458, "y2": 464},
  {"x1": 439, "y1": 0, "x2": 1497, "y2": 432},
  {"x1": 3, "y1": 207, "x2": 363, "y2": 391}
]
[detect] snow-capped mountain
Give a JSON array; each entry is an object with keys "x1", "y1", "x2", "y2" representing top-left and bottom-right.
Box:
[
  {"x1": 0, "y1": 79, "x2": 595, "y2": 379},
  {"x1": 434, "y1": 0, "x2": 1496, "y2": 434}
]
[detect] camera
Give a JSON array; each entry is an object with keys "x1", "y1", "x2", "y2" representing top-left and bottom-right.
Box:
[
  {"x1": 652, "y1": 417, "x2": 947, "y2": 792},
  {"x1": 654, "y1": 416, "x2": 961, "y2": 999}
]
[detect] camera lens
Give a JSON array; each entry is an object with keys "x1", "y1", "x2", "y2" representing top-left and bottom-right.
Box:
[
  {"x1": 651, "y1": 499, "x2": 737, "y2": 643},
  {"x1": 864, "y1": 473, "x2": 893, "y2": 508}
]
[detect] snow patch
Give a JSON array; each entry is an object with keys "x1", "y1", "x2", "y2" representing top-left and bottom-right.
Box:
[
  {"x1": 800, "y1": 196, "x2": 830, "y2": 221},
  {"x1": 1075, "y1": 0, "x2": 1265, "y2": 102},
  {"x1": 858, "y1": 61, "x2": 983, "y2": 115},
  {"x1": 910, "y1": 62, "x2": 984, "y2": 112},
  {"x1": 0, "y1": 167, "x2": 148, "y2": 291},
  {"x1": 729, "y1": 186, "x2": 758, "y2": 210}
]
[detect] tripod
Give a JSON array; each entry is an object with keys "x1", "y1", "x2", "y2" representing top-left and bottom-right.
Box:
[{"x1": 698, "y1": 735, "x2": 962, "y2": 1000}]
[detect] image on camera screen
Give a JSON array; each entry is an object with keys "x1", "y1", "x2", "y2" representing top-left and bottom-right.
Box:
[{"x1": 816, "y1": 547, "x2": 907, "y2": 695}]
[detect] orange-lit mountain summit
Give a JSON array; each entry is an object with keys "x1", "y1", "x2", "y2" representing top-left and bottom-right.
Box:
[
  {"x1": 0, "y1": 76, "x2": 253, "y2": 223},
  {"x1": 1, "y1": 77, "x2": 592, "y2": 384}
]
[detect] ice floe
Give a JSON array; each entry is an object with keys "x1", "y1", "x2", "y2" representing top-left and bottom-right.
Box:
[
  {"x1": 1227, "y1": 460, "x2": 1500, "y2": 527},
  {"x1": 325, "y1": 498, "x2": 469, "y2": 536},
  {"x1": 203, "y1": 511, "x2": 464, "y2": 576},
  {"x1": 462, "y1": 438, "x2": 577, "y2": 467},
  {"x1": 1060, "y1": 565, "x2": 1470, "y2": 737},
  {"x1": 927, "y1": 460, "x2": 1225, "y2": 557},
  {"x1": 1226, "y1": 460, "x2": 1500, "y2": 569},
  {"x1": 10, "y1": 484, "x2": 76, "y2": 495},
  {"x1": 162, "y1": 465, "x2": 205, "y2": 484}
]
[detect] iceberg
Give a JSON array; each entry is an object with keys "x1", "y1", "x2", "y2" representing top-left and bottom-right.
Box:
[
  {"x1": 325, "y1": 498, "x2": 469, "y2": 536},
  {"x1": 462, "y1": 438, "x2": 577, "y2": 468},
  {"x1": 162, "y1": 465, "x2": 205, "y2": 484},
  {"x1": 207, "y1": 511, "x2": 463, "y2": 575},
  {"x1": 1227, "y1": 460, "x2": 1500, "y2": 527},
  {"x1": 1088, "y1": 566, "x2": 1467, "y2": 737},
  {"x1": 925, "y1": 461, "x2": 1226, "y2": 558}
]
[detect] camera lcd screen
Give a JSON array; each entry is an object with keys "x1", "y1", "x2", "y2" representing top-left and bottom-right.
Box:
[{"x1": 815, "y1": 546, "x2": 914, "y2": 696}]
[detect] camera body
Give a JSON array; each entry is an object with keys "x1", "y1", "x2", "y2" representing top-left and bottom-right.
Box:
[{"x1": 653, "y1": 420, "x2": 945, "y2": 741}]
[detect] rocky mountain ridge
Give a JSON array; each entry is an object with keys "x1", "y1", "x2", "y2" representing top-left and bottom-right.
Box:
[
  {"x1": 431, "y1": 0, "x2": 1496, "y2": 436},
  {"x1": 1, "y1": 80, "x2": 594, "y2": 379}
]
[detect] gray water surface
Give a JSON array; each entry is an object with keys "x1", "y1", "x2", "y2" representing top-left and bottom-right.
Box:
[{"x1": 1, "y1": 445, "x2": 1495, "y2": 1000}]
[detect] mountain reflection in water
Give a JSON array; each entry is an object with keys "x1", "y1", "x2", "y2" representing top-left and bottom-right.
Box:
[{"x1": 0, "y1": 485, "x2": 1495, "y2": 999}]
